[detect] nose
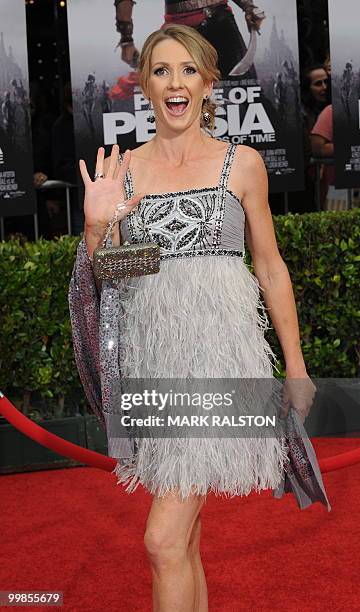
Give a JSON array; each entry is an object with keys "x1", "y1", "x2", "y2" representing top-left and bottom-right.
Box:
[{"x1": 169, "y1": 68, "x2": 183, "y2": 90}]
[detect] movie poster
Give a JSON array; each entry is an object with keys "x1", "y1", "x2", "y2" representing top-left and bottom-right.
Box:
[
  {"x1": 67, "y1": 0, "x2": 303, "y2": 192},
  {"x1": 328, "y1": 0, "x2": 360, "y2": 188},
  {"x1": 0, "y1": 0, "x2": 36, "y2": 216}
]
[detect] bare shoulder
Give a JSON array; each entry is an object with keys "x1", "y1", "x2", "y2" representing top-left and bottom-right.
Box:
[
  {"x1": 232, "y1": 144, "x2": 266, "y2": 175},
  {"x1": 230, "y1": 144, "x2": 268, "y2": 205}
]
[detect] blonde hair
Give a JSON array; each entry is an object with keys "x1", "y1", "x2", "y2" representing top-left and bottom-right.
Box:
[{"x1": 139, "y1": 24, "x2": 220, "y2": 130}]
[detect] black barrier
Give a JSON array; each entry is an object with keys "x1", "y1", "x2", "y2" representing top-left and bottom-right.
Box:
[{"x1": 0, "y1": 180, "x2": 78, "y2": 241}]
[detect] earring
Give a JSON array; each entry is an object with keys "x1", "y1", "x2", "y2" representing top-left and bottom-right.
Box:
[
  {"x1": 202, "y1": 95, "x2": 211, "y2": 126},
  {"x1": 147, "y1": 100, "x2": 155, "y2": 124},
  {"x1": 202, "y1": 110, "x2": 211, "y2": 125}
]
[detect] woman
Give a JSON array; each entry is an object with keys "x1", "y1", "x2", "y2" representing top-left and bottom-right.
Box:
[
  {"x1": 69, "y1": 25, "x2": 331, "y2": 612},
  {"x1": 297, "y1": 64, "x2": 331, "y2": 213},
  {"x1": 301, "y1": 64, "x2": 330, "y2": 134}
]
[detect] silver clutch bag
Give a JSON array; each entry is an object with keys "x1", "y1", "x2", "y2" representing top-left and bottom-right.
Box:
[{"x1": 92, "y1": 201, "x2": 160, "y2": 281}]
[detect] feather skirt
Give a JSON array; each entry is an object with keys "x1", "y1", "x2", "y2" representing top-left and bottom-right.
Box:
[{"x1": 110, "y1": 255, "x2": 292, "y2": 500}]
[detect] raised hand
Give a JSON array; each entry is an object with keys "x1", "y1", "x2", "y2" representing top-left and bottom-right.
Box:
[
  {"x1": 245, "y1": 7, "x2": 266, "y2": 33},
  {"x1": 121, "y1": 43, "x2": 140, "y2": 68},
  {"x1": 79, "y1": 144, "x2": 144, "y2": 235}
]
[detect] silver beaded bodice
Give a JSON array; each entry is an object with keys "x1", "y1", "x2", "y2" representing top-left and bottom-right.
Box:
[{"x1": 120, "y1": 143, "x2": 246, "y2": 260}]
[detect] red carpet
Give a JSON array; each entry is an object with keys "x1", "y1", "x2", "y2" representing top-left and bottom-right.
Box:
[{"x1": 1, "y1": 437, "x2": 360, "y2": 612}]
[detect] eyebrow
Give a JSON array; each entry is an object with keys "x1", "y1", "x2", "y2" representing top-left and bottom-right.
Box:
[{"x1": 151, "y1": 61, "x2": 197, "y2": 67}]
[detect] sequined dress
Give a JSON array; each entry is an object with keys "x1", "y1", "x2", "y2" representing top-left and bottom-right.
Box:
[{"x1": 68, "y1": 143, "x2": 331, "y2": 511}]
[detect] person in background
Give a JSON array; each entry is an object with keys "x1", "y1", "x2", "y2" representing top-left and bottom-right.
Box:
[
  {"x1": 301, "y1": 64, "x2": 330, "y2": 134},
  {"x1": 311, "y1": 104, "x2": 334, "y2": 160},
  {"x1": 311, "y1": 103, "x2": 335, "y2": 209},
  {"x1": 298, "y1": 65, "x2": 331, "y2": 212}
]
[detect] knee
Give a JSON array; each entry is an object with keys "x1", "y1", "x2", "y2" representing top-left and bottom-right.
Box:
[
  {"x1": 188, "y1": 515, "x2": 201, "y2": 558},
  {"x1": 144, "y1": 528, "x2": 188, "y2": 568}
]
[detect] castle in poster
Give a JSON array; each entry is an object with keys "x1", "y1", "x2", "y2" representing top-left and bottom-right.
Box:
[{"x1": 0, "y1": 32, "x2": 25, "y2": 93}]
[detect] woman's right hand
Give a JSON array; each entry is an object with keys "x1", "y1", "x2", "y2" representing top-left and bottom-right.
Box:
[{"x1": 79, "y1": 143, "x2": 144, "y2": 236}]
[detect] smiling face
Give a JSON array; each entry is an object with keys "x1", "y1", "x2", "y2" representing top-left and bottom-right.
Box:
[{"x1": 144, "y1": 38, "x2": 212, "y2": 133}]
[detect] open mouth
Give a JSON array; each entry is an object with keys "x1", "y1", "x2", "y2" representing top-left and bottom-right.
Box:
[{"x1": 165, "y1": 96, "x2": 189, "y2": 116}]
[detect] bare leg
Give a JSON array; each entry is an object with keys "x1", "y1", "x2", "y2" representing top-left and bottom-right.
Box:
[
  {"x1": 188, "y1": 514, "x2": 208, "y2": 612},
  {"x1": 144, "y1": 488, "x2": 207, "y2": 611}
]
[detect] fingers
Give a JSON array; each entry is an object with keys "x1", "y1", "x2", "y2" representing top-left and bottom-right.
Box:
[
  {"x1": 79, "y1": 159, "x2": 92, "y2": 187},
  {"x1": 131, "y1": 191, "x2": 146, "y2": 205},
  {"x1": 118, "y1": 193, "x2": 144, "y2": 213},
  {"x1": 116, "y1": 148, "x2": 131, "y2": 182},
  {"x1": 122, "y1": 148, "x2": 131, "y2": 169},
  {"x1": 95, "y1": 147, "x2": 105, "y2": 177},
  {"x1": 113, "y1": 147, "x2": 128, "y2": 180},
  {"x1": 108, "y1": 144, "x2": 120, "y2": 179},
  {"x1": 280, "y1": 398, "x2": 290, "y2": 419},
  {"x1": 112, "y1": 193, "x2": 144, "y2": 224}
]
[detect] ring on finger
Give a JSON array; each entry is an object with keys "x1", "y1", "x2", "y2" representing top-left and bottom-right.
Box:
[{"x1": 94, "y1": 171, "x2": 105, "y2": 180}]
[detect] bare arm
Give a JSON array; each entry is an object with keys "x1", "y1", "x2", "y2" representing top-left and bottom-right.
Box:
[
  {"x1": 114, "y1": 0, "x2": 139, "y2": 66},
  {"x1": 232, "y1": 147, "x2": 307, "y2": 376},
  {"x1": 115, "y1": 0, "x2": 134, "y2": 21},
  {"x1": 311, "y1": 133, "x2": 334, "y2": 158}
]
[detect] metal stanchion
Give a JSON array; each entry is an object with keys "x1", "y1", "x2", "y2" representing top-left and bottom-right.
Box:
[
  {"x1": 314, "y1": 160, "x2": 322, "y2": 211},
  {"x1": 65, "y1": 186, "x2": 72, "y2": 235},
  {"x1": 33, "y1": 212, "x2": 39, "y2": 241},
  {"x1": 283, "y1": 191, "x2": 289, "y2": 214},
  {"x1": 347, "y1": 189, "x2": 352, "y2": 209}
]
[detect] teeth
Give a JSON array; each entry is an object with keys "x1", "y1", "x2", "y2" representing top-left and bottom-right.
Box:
[{"x1": 166, "y1": 97, "x2": 188, "y2": 103}]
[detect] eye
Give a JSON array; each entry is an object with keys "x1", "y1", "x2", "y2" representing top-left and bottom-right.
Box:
[
  {"x1": 184, "y1": 66, "x2": 197, "y2": 74},
  {"x1": 153, "y1": 67, "x2": 168, "y2": 76}
]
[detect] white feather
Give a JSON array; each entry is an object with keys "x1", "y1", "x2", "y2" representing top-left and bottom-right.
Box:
[{"x1": 111, "y1": 255, "x2": 290, "y2": 499}]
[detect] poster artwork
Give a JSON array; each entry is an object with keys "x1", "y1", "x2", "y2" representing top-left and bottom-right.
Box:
[
  {"x1": 0, "y1": 0, "x2": 35, "y2": 216},
  {"x1": 328, "y1": 0, "x2": 360, "y2": 188},
  {"x1": 68, "y1": 0, "x2": 304, "y2": 192}
]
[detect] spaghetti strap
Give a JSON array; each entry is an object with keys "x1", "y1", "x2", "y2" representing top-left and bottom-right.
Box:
[
  {"x1": 217, "y1": 143, "x2": 237, "y2": 201},
  {"x1": 118, "y1": 153, "x2": 134, "y2": 199},
  {"x1": 213, "y1": 143, "x2": 237, "y2": 247}
]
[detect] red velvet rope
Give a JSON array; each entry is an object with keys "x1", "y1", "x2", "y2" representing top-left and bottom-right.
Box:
[
  {"x1": 1, "y1": 393, "x2": 359, "y2": 475},
  {"x1": 0, "y1": 394, "x2": 116, "y2": 472}
]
